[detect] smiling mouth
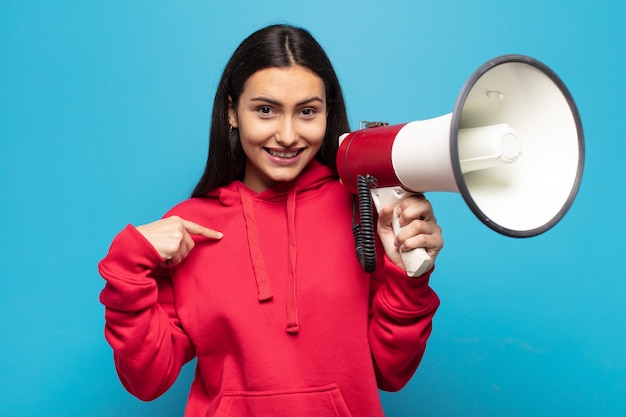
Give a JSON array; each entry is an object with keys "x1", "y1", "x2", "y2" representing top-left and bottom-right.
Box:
[{"x1": 266, "y1": 148, "x2": 304, "y2": 159}]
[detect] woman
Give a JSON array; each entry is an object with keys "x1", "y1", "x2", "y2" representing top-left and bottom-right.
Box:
[{"x1": 99, "y1": 24, "x2": 443, "y2": 417}]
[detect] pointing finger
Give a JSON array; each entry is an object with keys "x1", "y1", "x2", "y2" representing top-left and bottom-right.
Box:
[{"x1": 180, "y1": 219, "x2": 224, "y2": 240}]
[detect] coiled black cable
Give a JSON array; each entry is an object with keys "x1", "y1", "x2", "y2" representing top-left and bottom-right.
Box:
[{"x1": 352, "y1": 175, "x2": 377, "y2": 273}]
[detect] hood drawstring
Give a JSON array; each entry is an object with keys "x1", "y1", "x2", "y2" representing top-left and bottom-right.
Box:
[
  {"x1": 240, "y1": 190, "x2": 273, "y2": 302},
  {"x1": 285, "y1": 188, "x2": 299, "y2": 334},
  {"x1": 239, "y1": 186, "x2": 300, "y2": 334}
]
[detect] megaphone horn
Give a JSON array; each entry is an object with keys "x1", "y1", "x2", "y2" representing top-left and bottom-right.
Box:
[{"x1": 338, "y1": 54, "x2": 585, "y2": 277}]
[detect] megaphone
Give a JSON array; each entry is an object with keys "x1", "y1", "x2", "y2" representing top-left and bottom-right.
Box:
[{"x1": 337, "y1": 54, "x2": 584, "y2": 277}]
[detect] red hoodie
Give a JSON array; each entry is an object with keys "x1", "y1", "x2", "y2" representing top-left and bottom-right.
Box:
[{"x1": 99, "y1": 161, "x2": 439, "y2": 417}]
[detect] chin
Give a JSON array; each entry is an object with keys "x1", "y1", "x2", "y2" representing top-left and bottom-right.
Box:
[{"x1": 269, "y1": 171, "x2": 301, "y2": 183}]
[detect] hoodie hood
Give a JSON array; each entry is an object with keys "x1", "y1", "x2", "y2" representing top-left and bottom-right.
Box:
[{"x1": 206, "y1": 161, "x2": 338, "y2": 334}]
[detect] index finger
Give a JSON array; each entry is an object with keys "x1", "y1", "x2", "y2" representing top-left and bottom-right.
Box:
[
  {"x1": 398, "y1": 195, "x2": 435, "y2": 223},
  {"x1": 180, "y1": 219, "x2": 224, "y2": 240}
]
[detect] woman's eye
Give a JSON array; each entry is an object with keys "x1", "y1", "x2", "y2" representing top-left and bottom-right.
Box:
[
  {"x1": 257, "y1": 106, "x2": 274, "y2": 116},
  {"x1": 301, "y1": 108, "x2": 316, "y2": 117}
]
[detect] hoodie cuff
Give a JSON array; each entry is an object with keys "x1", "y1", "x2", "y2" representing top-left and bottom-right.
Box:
[
  {"x1": 375, "y1": 256, "x2": 440, "y2": 318},
  {"x1": 98, "y1": 225, "x2": 164, "y2": 311},
  {"x1": 99, "y1": 225, "x2": 165, "y2": 277}
]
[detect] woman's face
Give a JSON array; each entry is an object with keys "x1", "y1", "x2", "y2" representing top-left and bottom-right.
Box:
[{"x1": 229, "y1": 65, "x2": 327, "y2": 193}]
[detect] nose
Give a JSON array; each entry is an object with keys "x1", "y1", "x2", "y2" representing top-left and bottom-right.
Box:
[{"x1": 275, "y1": 117, "x2": 299, "y2": 147}]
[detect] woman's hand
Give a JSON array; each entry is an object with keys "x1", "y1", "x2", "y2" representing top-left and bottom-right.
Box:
[
  {"x1": 136, "y1": 216, "x2": 223, "y2": 267},
  {"x1": 377, "y1": 193, "x2": 443, "y2": 274}
]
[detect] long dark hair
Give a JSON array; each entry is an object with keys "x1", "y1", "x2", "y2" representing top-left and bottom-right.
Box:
[{"x1": 191, "y1": 24, "x2": 350, "y2": 197}]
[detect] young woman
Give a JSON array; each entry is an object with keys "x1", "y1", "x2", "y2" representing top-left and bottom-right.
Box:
[{"x1": 99, "y1": 24, "x2": 443, "y2": 417}]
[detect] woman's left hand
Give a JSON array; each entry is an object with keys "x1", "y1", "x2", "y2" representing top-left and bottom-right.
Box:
[{"x1": 376, "y1": 193, "x2": 444, "y2": 273}]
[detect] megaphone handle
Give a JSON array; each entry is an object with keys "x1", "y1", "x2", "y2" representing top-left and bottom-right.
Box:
[
  {"x1": 371, "y1": 187, "x2": 433, "y2": 277},
  {"x1": 391, "y1": 211, "x2": 433, "y2": 277}
]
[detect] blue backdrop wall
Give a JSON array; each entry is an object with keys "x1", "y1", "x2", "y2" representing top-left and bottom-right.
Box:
[{"x1": 1, "y1": 1, "x2": 624, "y2": 416}]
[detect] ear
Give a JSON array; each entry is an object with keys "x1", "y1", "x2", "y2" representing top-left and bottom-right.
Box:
[{"x1": 227, "y1": 95, "x2": 238, "y2": 128}]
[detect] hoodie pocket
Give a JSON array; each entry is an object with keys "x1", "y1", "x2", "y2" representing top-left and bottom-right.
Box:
[{"x1": 214, "y1": 384, "x2": 353, "y2": 417}]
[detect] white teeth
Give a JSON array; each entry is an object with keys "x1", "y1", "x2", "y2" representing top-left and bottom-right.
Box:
[{"x1": 268, "y1": 149, "x2": 299, "y2": 158}]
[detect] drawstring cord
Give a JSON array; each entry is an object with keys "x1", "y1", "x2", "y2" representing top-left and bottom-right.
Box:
[
  {"x1": 285, "y1": 189, "x2": 299, "y2": 334},
  {"x1": 240, "y1": 187, "x2": 300, "y2": 334},
  {"x1": 240, "y1": 190, "x2": 274, "y2": 302}
]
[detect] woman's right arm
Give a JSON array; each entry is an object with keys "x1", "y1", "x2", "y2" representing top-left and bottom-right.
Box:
[{"x1": 98, "y1": 218, "x2": 222, "y2": 400}]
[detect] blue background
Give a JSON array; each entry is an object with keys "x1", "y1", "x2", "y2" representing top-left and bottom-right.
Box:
[{"x1": 1, "y1": 1, "x2": 624, "y2": 416}]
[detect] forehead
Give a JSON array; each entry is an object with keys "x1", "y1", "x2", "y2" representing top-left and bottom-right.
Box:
[{"x1": 241, "y1": 65, "x2": 326, "y2": 102}]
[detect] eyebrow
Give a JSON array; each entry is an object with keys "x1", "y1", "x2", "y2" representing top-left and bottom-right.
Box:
[{"x1": 249, "y1": 95, "x2": 325, "y2": 107}]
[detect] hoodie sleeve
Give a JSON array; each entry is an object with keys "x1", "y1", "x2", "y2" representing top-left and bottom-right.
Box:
[
  {"x1": 368, "y1": 254, "x2": 440, "y2": 392},
  {"x1": 98, "y1": 225, "x2": 195, "y2": 401}
]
